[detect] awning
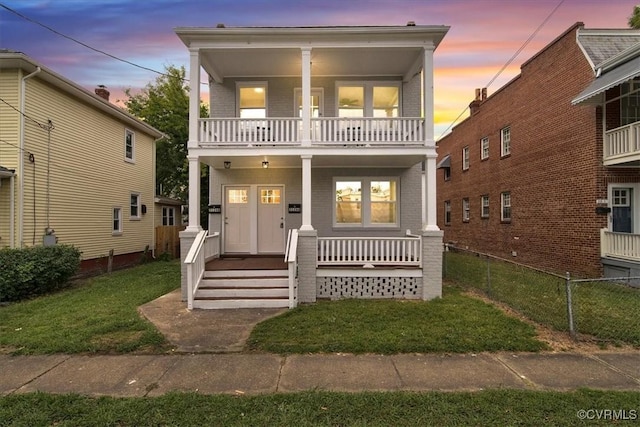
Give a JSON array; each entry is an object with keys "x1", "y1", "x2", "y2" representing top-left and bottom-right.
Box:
[
  {"x1": 436, "y1": 154, "x2": 451, "y2": 169},
  {"x1": 572, "y1": 55, "x2": 640, "y2": 105},
  {"x1": 0, "y1": 165, "x2": 15, "y2": 179}
]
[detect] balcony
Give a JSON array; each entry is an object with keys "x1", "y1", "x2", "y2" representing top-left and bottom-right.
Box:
[
  {"x1": 601, "y1": 229, "x2": 640, "y2": 262},
  {"x1": 198, "y1": 117, "x2": 426, "y2": 148},
  {"x1": 603, "y1": 121, "x2": 640, "y2": 166}
]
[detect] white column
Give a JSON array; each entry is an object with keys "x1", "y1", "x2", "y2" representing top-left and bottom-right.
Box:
[
  {"x1": 186, "y1": 155, "x2": 202, "y2": 232},
  {"x1": 301, "y1": 47, "x2": 312, "y2": 146},
  {"x1": 422, "y1": 45, "x2": 435, "y2": 146},
  {"x1": 300, "y1": 154, "x2": 314, "y2": 230},
  {"x1": 423, "y1": 155, "x2": 439, "y2": 231},
  {"x1": 188, "y1": 49, "x2": 201, "y2": 149}
]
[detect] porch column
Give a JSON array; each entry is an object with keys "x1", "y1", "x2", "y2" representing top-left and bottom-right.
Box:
[
  {"x1": 301, "y1": 47, "x2": 312, "y2": 146},
  {"x1": 300, "y1": 154, "x2": 313, "y2": 231},
  {"x1": 188, "y1": 48, "x2": 201, "y2": 150},
  {"x1": 422, "y1": 44, "x2": 435, "y2": 146},
  {"x1": 423, "y1": 155, "x2": 439, "y2": 231},
  {"x1": 185, "y1": 155, "x2": 202, "y2": 232}
]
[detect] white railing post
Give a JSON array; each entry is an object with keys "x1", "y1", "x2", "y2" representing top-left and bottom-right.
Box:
[
  {"x1": 184, "y1": 230, "x2": 207, "y2": 310},
  {"x1": 285, "y1": 229, "x2": 299, "y2": 308}
]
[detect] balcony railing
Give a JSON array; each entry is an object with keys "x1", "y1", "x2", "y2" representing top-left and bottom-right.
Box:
[
  {"x1": 317, "y1": 236, "x2": 422, "y2": 266},
  {"x1": 604, "y1": 122, "x2": 640, "y2": 165},
  {"x1": 198, "y1": 117, "x2": 425, "y2": 147},
  {"x1": 601, "y1": 229, "x2": 640, "y2": 262}
]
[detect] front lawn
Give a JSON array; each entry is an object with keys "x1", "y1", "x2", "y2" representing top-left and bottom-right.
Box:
[
  {"x1": 0, "y1": 261, "x2": 180, "y2": 355},
  {"x1": 247, "y1": 285, "x2": 547, "y2": 354}
]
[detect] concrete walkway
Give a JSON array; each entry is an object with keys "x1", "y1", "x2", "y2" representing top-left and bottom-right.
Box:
[{"x1": 1, "y1": 289, "x2": 639, "y2": 397}]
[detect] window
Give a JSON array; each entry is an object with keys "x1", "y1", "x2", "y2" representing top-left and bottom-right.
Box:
[
  {"x1": 162, "y1": 207, "x2": 175, "y2": 226},
  {"x1": 238, "y1": 83, "x2": 267, "y2": 118},
  {"x1": 334, "y1": 178, "x2": 398, "y2": 227},
  {"x1": 130, "y1": 193, "x2": 141, "y2": 219},
  {"x1": 261, "y1": 189, "x2": 281, "y2": 204},
  {"x1": 462, "y1": 198, "x2": 470, "y2": 222},
  {"x1": 481, "y1": 195, "x2": 490, "y2": 218},
  {"x1": 444, "y1": 200, "x2": 451, "y2": 225},
  {"x1": 337, "y1": 82, "x2": 400, "y2": 117},
  {"x1": 481, "y1": 137, "x2": 489, "y2": 160},
  {"x1": 501, "y1": 192, "x2": 511, "y2": 222},
  {"x1": 462, "y1": 146, "x2": 470, "y2": 170},
  {"x1": 125, "y1": 129, "x2": 134, "y2": 162},
  {"x1": 620, "y1": 77, "x2": 640, "y2": 125},
  {"x1": 113, "y1": 207, "x2": 122, "y2": 234},
  {"x1": 501, "y1": 126, "x2": 511, "y2": 157},
  {"x1": 443, "y1": 167, "x2": 451, "y2": 181}
]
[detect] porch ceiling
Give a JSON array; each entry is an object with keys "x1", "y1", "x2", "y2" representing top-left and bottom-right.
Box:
[{"x1": 201, "y1": 153, "x2": 426, "y2": 169}]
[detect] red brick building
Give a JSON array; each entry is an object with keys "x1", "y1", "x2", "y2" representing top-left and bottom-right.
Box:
[{"x1": 437, "y1": 23, "x2": 640, "y2": 277}]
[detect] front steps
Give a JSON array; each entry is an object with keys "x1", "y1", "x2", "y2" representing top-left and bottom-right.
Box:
[{"x1": 193, "y1": 269, "x2": 290, "y2": 309}]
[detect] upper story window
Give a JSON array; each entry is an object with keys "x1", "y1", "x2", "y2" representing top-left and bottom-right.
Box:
[
  {"x1": 238, "y1": 83, "x2": 267, "y2": 118},
  {"x1": 501, "y1": 126, "x2": 511, "y2": 157},
  {"x1": 130, "y1": 193, "x2": 141, "y2": 220},
  {"x1": 620, "y1": 77, "x2": 640, "y2": 126},
  {"x1": 481, "y1": 195, "x2": 490, "y2": 218},
  {"x1": 125, "y1": 129, "x2": 135, "y2": 162},
  {"x1": 501, "y1": 191, "x2": 511, "y2": 222},
  {"x1": 162, "y1": 207, "x2": 175, "y2": 226},
  {"x1": 462, "y1": 146, "x2": 470, "y2": 170},
  {"x1": 462, "y1": 198, "x2": 470, "y2": 222},
  {"x1": 481, "y1": 137, "x2": 489, "y2": 160},
  {"x1": 337, "y1": 82, "x2": 400, "y2": 118},
  {"x1": 334, "y1": 178, "x2": 398, "y2": 228},
  {"x1": 444, "y1": 200, "x2": 451, "y2": 225}
]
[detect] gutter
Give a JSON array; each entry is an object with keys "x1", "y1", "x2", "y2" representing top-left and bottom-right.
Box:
[{"x1": 18, "y1": 66, "x2": 41, "y2": 248}]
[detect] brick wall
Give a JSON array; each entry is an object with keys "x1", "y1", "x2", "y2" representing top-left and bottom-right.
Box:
[{"x1": 436, "y1": 24, "x2": 614, "y2": 277}]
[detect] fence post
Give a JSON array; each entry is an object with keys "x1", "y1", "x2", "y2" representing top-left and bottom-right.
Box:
[
  {"x1": 486, "y1": 256, "x2": 491, "y2": 297},
  {"x1": 565, "y1": 272, "x2": 576, "y2": 340}
]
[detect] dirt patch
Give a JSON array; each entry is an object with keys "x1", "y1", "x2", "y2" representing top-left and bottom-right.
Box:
[{"x1": 462, "y1": 288, "x2": 638, "y2": 353}]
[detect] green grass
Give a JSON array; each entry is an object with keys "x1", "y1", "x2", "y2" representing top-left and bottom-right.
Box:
[
  {"x1": 248, "y1": 285, "x2": 547, "y2": 354},
  {"x1": 1, "y1": 390, "x2": 639, "y2": 426},
  {"x1": 444, "y1": 250, "x2": 640, "y2": 346},
  {"x1": 0, "y1": 261, "x2": 180, "y2": 355}
]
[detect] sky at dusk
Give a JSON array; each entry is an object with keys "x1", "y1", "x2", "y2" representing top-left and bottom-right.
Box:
[{"x1": 0, "y1": 0, "x2": 636, "y2": 138}]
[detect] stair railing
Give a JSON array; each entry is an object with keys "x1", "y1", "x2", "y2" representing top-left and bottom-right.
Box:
[{"x1": 184, "y1": 229, "x2": 208, "y2": 310}]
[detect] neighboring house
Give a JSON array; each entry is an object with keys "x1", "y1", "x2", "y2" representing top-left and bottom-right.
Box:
[
  {"x1": 175, "y1": 23, "x2": 449, "y2": 309},
  {"x1": 437, "y1": 23, "x2": 640, "y2": 278},
  {"x1": 0, "y1": 51, "x2": 163, "y2": 274}
]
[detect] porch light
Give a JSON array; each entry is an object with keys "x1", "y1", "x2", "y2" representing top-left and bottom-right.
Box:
[
  {"x1": 262, "y1": 161, "x2": 269, "y2": 169},
  {"x1": 224, "y1": 161, "x2": 231, "y2": 169}
]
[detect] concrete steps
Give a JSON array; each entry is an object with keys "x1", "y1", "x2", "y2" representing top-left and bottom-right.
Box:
[{"x1": 193, "y1": 269, "x2": 290, "y2": 309}]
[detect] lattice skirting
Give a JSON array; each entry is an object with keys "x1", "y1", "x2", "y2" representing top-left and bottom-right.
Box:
[{"x1": 317, "y1": 276, "x2": 423, "y2": 299}]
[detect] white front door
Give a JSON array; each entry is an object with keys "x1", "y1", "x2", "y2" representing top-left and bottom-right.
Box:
[
  {"x1": 224, "y1": 186, "x2": 251, "y2": 253},
  {"x1": 258, "y1": 186, "x2": 285, "y2": 253},
  {"x1": 223, "y1": 185, "x2": 285, "y2": 254}
]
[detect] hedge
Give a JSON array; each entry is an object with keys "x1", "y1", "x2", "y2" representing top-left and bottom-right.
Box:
[{"x1": 0, "y1": 245, "x2": 81, "y2": 302}]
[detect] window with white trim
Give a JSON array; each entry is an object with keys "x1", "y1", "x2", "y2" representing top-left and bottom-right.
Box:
[
  {"x1": 337, "y1": 82, "x2": 400, "y2": 118},
  {"x1": 481, "y1": 137, "x2": 489, "y2": 160},
  {"x1": 444, "y1": 200, "x2": 451, "y2": 225},
  {"x1": 125, "y1": 129, "x2": 135, "y2": 162},
  {"x1": 501, "y1": 192, "x2": 511, "y2": 222},
  {"x1": 113, "y1": 207, "x2": 122, "y2": 234},
  {"x1": 130, "y1": 193, "x2": 141, "y2": 219},
  {"x1": 501, "y1": 126, "x2": 511, "y2": 157},
  {"x1": 462, "y1": 146, "x2": 470, "y2": 170},
  {"x1": 237, "y1": 82, "x2": 267, "y2": 118},
  {"x1": 162, "y1": 207, "x2": 175, "y2": 226},
  {"x1": 334, "y1": 178, "x2": 398, "y2": 227},
  {"x1": 462, "y1": 198, "x2": 470, "y2": 222},
  {"x1": 481, "y1": 195, "x2": 490, "y2": 218}
]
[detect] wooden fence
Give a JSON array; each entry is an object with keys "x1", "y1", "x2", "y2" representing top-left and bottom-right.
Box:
[{"x1": 155, "y1": 225, "x2": 185, "y2": 258}]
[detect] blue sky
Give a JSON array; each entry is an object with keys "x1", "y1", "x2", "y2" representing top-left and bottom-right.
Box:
[{"x1": 0, "y1": 0, "x2": 636, "y2": 137}]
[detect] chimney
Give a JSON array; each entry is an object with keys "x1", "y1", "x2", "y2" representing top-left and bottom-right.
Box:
[
  {"x1": 469, "y1": 88, "x2": 487, "y2": 116},
  {"x1": 95, "y1": 85, "x2": 110, "y2": 101}
]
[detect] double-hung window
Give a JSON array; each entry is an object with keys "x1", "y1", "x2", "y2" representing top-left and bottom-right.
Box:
[
  {"x1": 501, "y1": 126, "x2": 511, "y2": 157},
  {"x1": 444, "y1": 200, "x2": 451, "y2": 225},
  {"x1": 335, "y1": 178, "x2": 398, "y2": 227},
  {"x1": 130, "y1": 193, "x2": 141, "y2": 219},
  {"x1": 113, "y1": 207, "x2": 122, "y2": 234},
  {"x1": 337, "y1": 82, "x2": 400, "y2": 118},
  {"x1": 501, "y1": 192, "x2": 511, "y2": 222},
  {"x1": 125, "y1": 129, "x2": 135, "y2": 162},
  {"x1": 462, "y1": 198, "x2": 470, "y2": 222},
  {"x1": 462, "y1": 146, "x2": 470, "y2": 170},
  {"x1": 481, "y1": 137, "x2": 489, "y2": 160},
  {"x1": 162, "y1": 207, "x2": 175, "y2": 226},
  {"x1": 237, "y1": 83, "x2": 267, "y2": 118},
  {"x1": 481, "y1": 195, "x2": 490, "y2": 218}
]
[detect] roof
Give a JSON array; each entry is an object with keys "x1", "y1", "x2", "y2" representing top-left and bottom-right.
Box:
[
  {"x1": 577, "y1": 28, "x2": 640, "y2": 70},
  {"x1": 572, "y1": 55, "x2": 640, "y2": 105},
  {"x1": 0, "y1": 165, "x2": 15, "y2": 178},
  {"x1": 0, "y1": 50, "x2": 164, "y2": 139},
  {"x1": 155, "y1": 196, "x2": 184, "y2": 206}
]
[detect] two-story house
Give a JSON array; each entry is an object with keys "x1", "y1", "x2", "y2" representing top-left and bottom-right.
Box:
[
  {"x1": 437, "y1": 23, "x2": 640, "y2": 279},
  {"x1": 175, "y1": 23, "x2": 449, "y2": 309},
  {"x1": 0, "y1": 51, "x2": 163, "y2": 274}
]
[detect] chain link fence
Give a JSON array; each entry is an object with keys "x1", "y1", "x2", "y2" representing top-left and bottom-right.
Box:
[{"x1": 443, "y1": 245, "x2": 640, "y2": 346}]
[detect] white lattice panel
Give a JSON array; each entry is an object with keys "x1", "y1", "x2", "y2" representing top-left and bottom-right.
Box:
[{"x1": 317, "y1": 276, "x2": 422, "y2": 299}]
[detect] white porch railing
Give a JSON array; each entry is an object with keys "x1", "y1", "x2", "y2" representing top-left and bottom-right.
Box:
[
  {"x1": 284, "y1": 229, "x2": 299, "y2": 308},
  {"x1": 184, "y1": 230, "x2": 220, "y2": 310},
  {"x1": 601, "y1": 229, "x2": 640, "y2": 262},
  {"x1": 198, "y1": 117, "x2": 425, "y2": 147},
  {"x1": 317, "y1": 236, "x2": 422, "y2": 266},
  {"x1": 604, "y1": 122, "x2": 640, "y2": 163}
]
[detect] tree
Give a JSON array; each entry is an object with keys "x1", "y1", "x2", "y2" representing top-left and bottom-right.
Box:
[
  {"x1": 123, "y1": 65, "x2": 209, "y2": 227},
  {"x1": 629, "y1": 5, "x2": 640, "y2": 29}
]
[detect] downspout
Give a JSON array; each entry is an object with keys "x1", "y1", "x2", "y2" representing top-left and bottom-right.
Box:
[{"x1": 18, "y1": 66, "x2": 41, "y2": 248}]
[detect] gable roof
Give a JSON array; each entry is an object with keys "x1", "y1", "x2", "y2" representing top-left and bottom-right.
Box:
[
  {"x1": 577, "y1": 28, "x2": 640, "y2": 70},
  {"x1": 0, "y1": 50, "x2": 163, "y2": 139}
]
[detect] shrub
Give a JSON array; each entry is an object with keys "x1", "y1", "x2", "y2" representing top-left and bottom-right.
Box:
[{"x1": 0, "y1": 245, "x2": 81, "y2": 302}]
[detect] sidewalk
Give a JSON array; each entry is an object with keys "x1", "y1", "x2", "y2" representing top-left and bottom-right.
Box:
[{"x1": 2, "y1": 289, "x2": 639, "y2": 397}]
